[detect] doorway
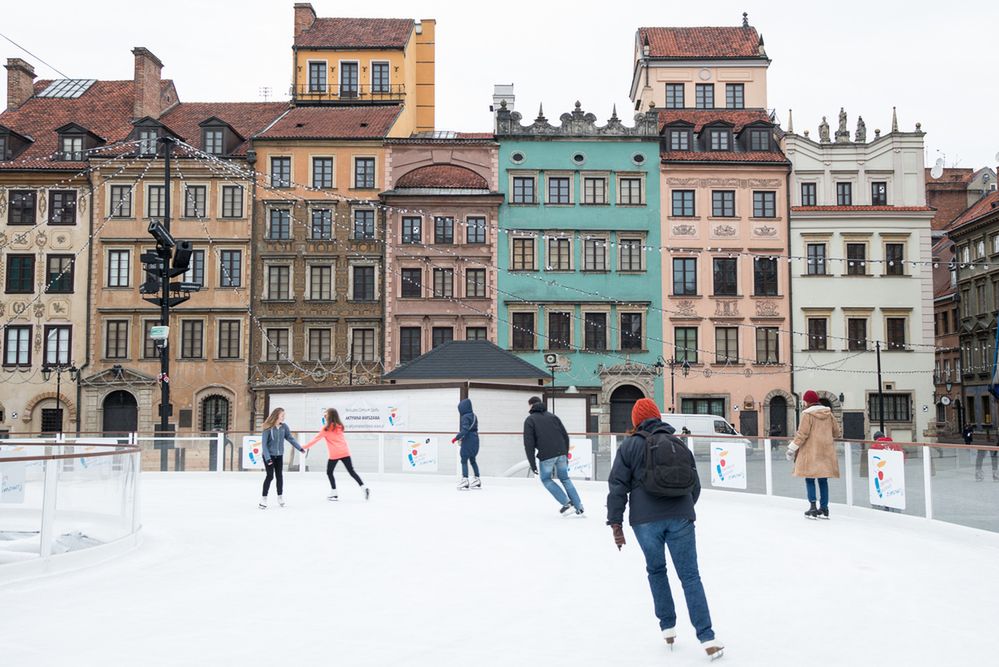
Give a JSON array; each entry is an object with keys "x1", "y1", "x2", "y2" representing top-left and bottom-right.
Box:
[
  {"x1": 609, "y1": 385, "x2": 645, "y2": 434},
  {"x1": 769, "y1": 396, "x2": 788, "y2": 436},
  {"x1": 103, "y1": 390, "x2": 138, "y2": 435},
  {"x1": 739, "y1": 410, "x2": 759, "y2": 436},
  {"x1": 201, "y1": 395, "x2": 231, "y2": 432}
]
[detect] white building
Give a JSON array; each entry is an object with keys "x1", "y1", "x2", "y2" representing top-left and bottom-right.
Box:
[{"x1": 783, "y1": 108, "x2": 935, "y2": 441}]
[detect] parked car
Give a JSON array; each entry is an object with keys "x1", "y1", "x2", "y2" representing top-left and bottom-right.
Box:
[{"x1": 660, "y1": 413, "x2": 756, "y2": 456}]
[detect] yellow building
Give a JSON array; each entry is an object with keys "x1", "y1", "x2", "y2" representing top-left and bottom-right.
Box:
[{"x1": 292, "y1": 3, "x2": 435, "y2": 134}]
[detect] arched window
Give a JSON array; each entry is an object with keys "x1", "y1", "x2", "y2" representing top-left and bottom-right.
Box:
[{"x1": 201, "y1": 395, "x2": 231, "y2": 432}]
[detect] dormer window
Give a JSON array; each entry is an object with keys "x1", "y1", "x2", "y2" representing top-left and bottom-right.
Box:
[
  {"x1": 708, "y1": 129, "x2": 731, "y2": 151},
  {"x1": 139, "y1": 129, "x2": 159, "y2": 156},
  {"x1": 0, "y1": 126, "x2": 33, "y2": 162},
  {"x1": 60, "y1": 135, "x2": 84, "y2": 160},
  {"x1": 204, "y1": 128, "x2": 224, "y2": 155},
  {"x1": 748, "y1": 128, "x2": 770, "y2": 151},
  {"x1": 0, "y1": 135, "x2": 7, "y2": 161},
  {"x1": 54, "y1": 123, "x2": 102, "y2": 161},
  {"x1": 669, "y1": 129, "x2": 691, "y2": 150}
]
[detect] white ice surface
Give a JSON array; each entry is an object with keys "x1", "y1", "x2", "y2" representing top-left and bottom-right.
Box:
[{"x1": 3, "y1": 473, "x2": 999, "y2": 667}]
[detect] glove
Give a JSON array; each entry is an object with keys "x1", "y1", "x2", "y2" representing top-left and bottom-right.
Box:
[
  {"x1": 265, "y1": 459, "x2": 273, "y2": 467},
  {"x1": 452, "y1": 437, "x2": 458, "y2": 444},
  {"x1": 785, "y1": 448, "x2": 796, "y2": 462},
  {"x1": 611, "y1": 524, "x2": 626, "y2": 550}
]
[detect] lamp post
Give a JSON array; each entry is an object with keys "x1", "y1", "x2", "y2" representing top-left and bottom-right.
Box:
[
  {"x1": 657, "y1": 356, "x2": 690, "y2": 413},
  {"x1": 41, "y1": 362, "x2": 79, "y2": 435}
]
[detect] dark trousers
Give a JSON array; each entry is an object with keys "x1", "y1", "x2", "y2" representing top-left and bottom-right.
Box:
[
  {"x1": 976, "y1": 449, "x2": 998, "y2": 471},
  {"x1": 327, "y1": 456, "x2": 364, "y2": 489},
  {"x1": 262, "y1": 455, "x2": 283, "y2": 496},
  {"x1": 461, "y1": 454, "x2": 480, "y2": 478},
  {"x1": 805, "y1": 477, "x2": 829, "y2": 507}
]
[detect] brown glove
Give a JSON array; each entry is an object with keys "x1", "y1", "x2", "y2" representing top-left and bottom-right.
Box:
[{"x1": 611, "y1": 524, "x2": 626, "y2": 550}]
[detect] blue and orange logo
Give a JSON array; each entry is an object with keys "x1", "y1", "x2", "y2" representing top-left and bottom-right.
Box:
[
  {"x1": 387, "y1": 407, "x2": 398, "y2": 426},
  {"x1": 715, "y1": 447, "x2": 729, "y2": 481},
  {"x1": 873, "y1": 455, "x2": 887, "y2": 498}
]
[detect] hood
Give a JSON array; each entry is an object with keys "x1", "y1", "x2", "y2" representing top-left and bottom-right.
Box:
[
  {"x1": 529, "y1": 402, "x2": 547, "y2": 414},
  {"x1": 643, "y1": 418, "x2": 675, "y2": 434},
  {"x1": 803, "y1": 404, "x2": 833, "y2": 419},
  {"x1": 458, "y1": 399, "x2": 473, "y2": 415}
]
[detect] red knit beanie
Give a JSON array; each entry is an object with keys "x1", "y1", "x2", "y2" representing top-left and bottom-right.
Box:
[
  {"x1": 803, "y1": 390, "x2": 820, "y2": 405},
  {"x1": 631, "y1": 398, "x2": 661, "y2": 428}
]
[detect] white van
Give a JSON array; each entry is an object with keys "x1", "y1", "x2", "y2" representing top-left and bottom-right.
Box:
[{"x1": 659, "y1": 413, "x2": 756, "y2": 456}]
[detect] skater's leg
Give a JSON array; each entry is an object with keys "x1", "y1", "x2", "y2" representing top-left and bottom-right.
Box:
[
  {"x1": 805, "y1": 477, "x2": 817, "y2": 503},
  {"x1": 469, "y1": 456, "x2": 480, "y2": 477},
  {"x1": 818, "y1": 478, "x2": 829, "y2": 508},
  {"x1": 262, "y1": 462, "x2": 275, "y2": 496},
  {"x1": 273, "y1": 456, "x2": 284, "y2": 496},
  {"x1": 976, "y1": 449, "x2": 986, "y2": 471},
  {"x1": 664, "y1": 518, "x2": 714, "y2": 643},
  {"x1": 460, "y1": 454, "x2": 469, "y2": 479},
  {"x1": 340, "y1": 456, "x2": 364, "y2": 486},
  {"x1": 554, "y1": 455, "x2": 583, "y2": 510},
  {"x1": 632, "y1": 520, "x2": 677, "y2": 632},
  {"x1": 992, "y1": 450, "x2": 998, "y2": 472},
  {"x1": 326, "y1": 458, "x2": 337, "y2": 490},
  {"x1": 538, "y1": 457, "x2": 569, "y2": 505}
]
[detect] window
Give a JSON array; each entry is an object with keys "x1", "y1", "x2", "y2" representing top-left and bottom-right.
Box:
[
  {"x1": 265, "y1": 328, "x2": 289, "y2": 362},
  {"x1": 715, "y1": 327, "x2": 739, "y2": 363},
  {"x1": 352, "y1": 328, "x2": 377, "y2": 363},
  {"x1": 372, "y1": 62, "x2": 390, "y2": 93},
  {"x1": 430, "y1": 327, "x2": 453, "y2": 350},
  {"x1": 548, "y1": 312, "x2": 571, "y2": 350},
  {"x1": 708, "y1": 129, "x2": 731, "y2": 150},
  {"x1": 584, "y1": 313, "x2": 607, "y2": 351},
  {"x1": 143, "y1": 321, "x2": 160, "y2": 359},
  {"x1": 618, "y1": 177, "x2": 643, "y2": 205},
  {"x1": 49, "y1": 191, "x2": 77, "y2": 224},
  {"x1": 725, "y1": 83, "x2": 744, "y2": 109},
  {"x1": 105, "y1": 320, "x2": 129, "y2": 359},
  {"x1": 204, "y1": 128, "x2": 224, "y2": 155},
  {"x1": 993, "y1": 235, "x2": 999, "y2": 255},
  {"x1": 753, "y1": 257, "x2": 778, "y2": 296},
  {"x1": 309, "y1": 265, "x2": 333, "y2": 300},
  {"x1": 399, "y1": 327, "x2": 421, "y2": 363},
  {"x1": 270, "y1": 157, "x2": 291, "y2": 188},
  {"x1": 512, "y1": 237, "x2": 536, "y2": 270},
  {"x1": 753, "y1": 191, "x2": 776, "y2": 217},
  {"x1": 547, "y1": 237, "x2": 571, "y2": 271},
  {"x1": 871, "y1": 181, "x2": 887, "y2": 206},
  {"x1": 583, "y1": 238, "x2": 607, "y2": 271},
  {"x1": 749, "y1": 128, "x2": 770, "y2": 151},
  {"x1": 268, "y1": 209, "x2": 291, "y2": 240},
  {"x1": 868, "y1": 393, "x2": 912, "y2": 423},
  {"x1": 108, "y1": 185, "x2": 132, "y2": 218},
  {"x1": 352, "y1": 266, "x2": 375, "y2": 301},
  {"x1": 310, "y1": 209, "x2": 333, "y2": 240},
  {"x1": 672, "y1": 190, "x2": 695, "y2": 216},
  {"x1": 308, "y1": 328, "x2": 332, "y2": 361},
  {"x1": 681, "y1": 398, "x2": 725, "y2": 416},
  {"x1": 402, "y1": 216, "x2": 422, "y2": 244},
  {"x1": 756, "y1": 328, "x2": 779, "y2": 364},
  {"x1": 547, "y1": 176, "x2": 570, "y2": 204},
  {"x1": 220, "y1": 250, "x2": 242, "y2": 287},
  {"x1": 340, "y1": 62, "x2": 359, "y2": 97},
  {"x1": 800, "y1": 183, "x2": 816, "y2": 207},
  {"x1": 621, "y1": 313, "x2": 643, "y2": 351},
  {"x1": 807, "y1": 318, "x2": 828, "y2": 350},
  {"x1": 665, "y1": 83, "x2": 684, "y2": 108},
  {"x1": 465, "y1": 269, "x2": 486, "y2": 298},
  {"x1": 108, "y1": 250, "x2": 130, "y2": 287},
  {"x1": 846, "y1": 243, "x2": 866, "y2": 275},
  {"x1": 312, "y1": 158, "x2": 334, "y2": 188},
  {"x1": 673, "y1": 258, "x2": 697, "y2": 295},
  {"x1": 221, "y1": 185, "x2": 243, "y2": 218},
  {"x1": 583, "y1": 177, "x2": 607, "y2": 204},
  {"x1": 512, "y1": 176, "x2": 536, "y2": 204},
  {"x1": 887, "y1": 317, "x2": 907, "y2": 350},
  {"x1": 8, "y1": 190, "x2": 36, "y2": 225},
  {"x1": 466, "y1": 216, "x2": 486, "y2": 244},
  {"x1": 45, "y1": 255, "x2": 74, "y2": 293},
  {"x1": 885, "y1": 243, "x2": 905, "y2": 276},
  {"x1": 695, "y1": 83, "x2": 714, "y2": 109},
  {"x1": 217, "y1": 321, "x2": 240, "y2": 359},
  {"x1": 961, "y1": 246, "x2": 970, "y2": 264},
  {"x1": 353, "y1": 209, "x2": 375, "y2": 240},
  {"x1": 44, "y1": 325, "x2": 71, "y2": 365},
  {"x1": 138, "y1": 129, "x2": 158, "y2": 155},
  {"x1": 669, "y1": 129, "x2": 691, "y2": 151},
  {"x1": 836, "y1": 182, "x2": 852, "y2": 206},
  {"x1": 183, "y1": 185, "x2": 206, "y2": 218},
  {"x1": 266, "y1": 265, "x2": 291, "y2": 300},
  {"x1": 712, "y1": 258, "x2": 737, "y2": 296},
  {"x1": 180, "y1": 321, "x2": 204, "y2": 359},
  {"x1": 59, "y1": 135, "x2": 83, "y2": 161},
  {"x1": 401, "y1": 268, "x2": 422, "y2": 298},
  {"x1": 848, "y1": 318, "x2": 867, "y2": 351},
  {"x1": 675, "y1": 327, "x2": 698, "y2": 363},
  {"x1": 4, "y1": 326, "x2": 31, "y2": 367},
  {"x1": 712, "y1": 190, "x2": 735, "y2": 217},
  {"x1": 433, "y1": 268, "x2": 454, "y2": 298},
  {"x1": 619, "y1": 239, "x2": 643, "y2": 272},
  {"x1": 434, "y1": 216, "x2": 454, "y2": 244},
  {"x1": 466, "y1": 327, "x2": 487, "y2": 341},
  {"x1": 146, "y1": 185, "x2": 166, "y2": 219},
  {"x1": 182, "y1": 249, "x2": 204, "y2": 287},
  {"x1": 308, "y1": 61, "x2": 327, "y2": 93},
  {"x1": 512, "y1": 312, "x2": 535, "y2": 350},
  {"x1": 806, "y1": 243, "x2": 827, "y2": 275},
  {"x1": 5, "y1": 255, "x2": 34, "y2": 293},
  {"x1": 354, "y1": 157, "x2": 375, "y2": 189}
]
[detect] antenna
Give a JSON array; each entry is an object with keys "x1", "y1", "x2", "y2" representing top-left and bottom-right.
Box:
[{"x1": 259, "y1": 86, "x2": 272, "y2": 102}]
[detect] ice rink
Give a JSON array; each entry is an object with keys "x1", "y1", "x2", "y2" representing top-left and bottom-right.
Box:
[{"x1": 3, "y1": 473, "x2": 999, "y2": 666}]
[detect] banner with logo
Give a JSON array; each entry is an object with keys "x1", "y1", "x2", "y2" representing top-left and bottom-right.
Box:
[
  {"x1": 710, "y1": 442, "x2": 747, "y2": 489},
  {"x1": 0, "y1": 444, "x2": 27, "y2": 504},
  {"x1": 341, "y1": 397, "x2": 407, "y2": 430},
  {"x1": 567, "y1": 438, "x2": 593, "y2": 479},
  {"x1": 242, "y1": 435, "x2": 264, "y2": 470},
  {"x1": 869, "y1": 449, "x2": 905, "y2": 510},
  {"x1": 403, "y1": 437, "x2": 438, "y2": 472}
]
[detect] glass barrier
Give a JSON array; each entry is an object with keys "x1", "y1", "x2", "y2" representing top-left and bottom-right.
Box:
[{"x1": 930, "y1": 445, "x2": 999, "y2": 532}]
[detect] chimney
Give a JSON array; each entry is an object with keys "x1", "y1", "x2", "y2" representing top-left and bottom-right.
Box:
[
  {"x1": 132, "y1": 47, "x2": 164, "y2": 119},
  {"x1": 294, "y1": 3, "x2": 317, "y2": 38},
  {"x1": 491, "y1": 84, "x2": 515, "y2": 132},
  {"x1": 5, "y1": 58, "x2": 36, "y2": 111}
]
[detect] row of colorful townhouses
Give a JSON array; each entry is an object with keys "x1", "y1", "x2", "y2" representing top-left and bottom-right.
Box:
[{"x1": 0, "y1": 4, "x2": 961, "y2": 442}]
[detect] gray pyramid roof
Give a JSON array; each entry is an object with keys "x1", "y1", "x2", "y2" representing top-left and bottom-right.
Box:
[{"x1": 383, "y1": 340, "x2": 549, "y2": 381}]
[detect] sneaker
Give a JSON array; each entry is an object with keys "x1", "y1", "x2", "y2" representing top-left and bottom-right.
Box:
[
  {"x1": 258, "y1": 496, "x2": 267, "y2": 510},
  {"x1": 457, "y1": 478, "x2": 470, "y2": 491},
  {"x1": 662, "y1": 627, "x2": 677, "y2": 650},
  {"x1": 363, "y1": 486, "x2": 371, "y2": 501},
  {"x1": 327, "y1": 491, "x2": 339, "y2": 501},
  {"x1": 559, "y1": 502, "x2": 573, "y2": 515},
  {"x1": 702, "y1": 639, "x2": 724, "y2": 661},
  {"x1": 278, "y1": 495, "x2": 285, "y2": 507}
]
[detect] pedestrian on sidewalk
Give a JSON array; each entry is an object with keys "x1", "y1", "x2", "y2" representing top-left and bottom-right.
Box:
[
  {"x1": 523, "y1": 396, "x2": 583, "y2": 515},
  {"x1": 453, "y1": 399, "x2": 481, "y2": 490},
  {"x1": 963, "y1": 423, "x2": 975, "y2": 446},
  {"x1": 606, "y1": 398, "x2": 723, "y2": 660},
  {"x1": 787, "y1": 390, "x2": 841, "y2": 519},
  {"x1": 303, "y1": 408, "x2": 370, "y2": 501},
  {"x1": 258, "y1": 407, "x2": 305, "y2": 509}
]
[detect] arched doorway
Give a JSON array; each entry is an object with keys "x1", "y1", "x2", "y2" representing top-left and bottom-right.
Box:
[
  {"x1": 103, "y1": 391, "x2": 138, "y2": 435},
  {"x1": 610, "y1": 384, "x2": 645, "y2": 434},
  {"x1": 769, "y1": 396, "x2": 788, "y2": 436},
  {"x1": 201, "y1": 395, "x2": 231, "y2": 432}
]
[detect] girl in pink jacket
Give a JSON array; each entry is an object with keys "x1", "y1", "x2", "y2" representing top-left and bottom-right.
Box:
[{"x1": 304, "y1": 408, "x2": 370, "y2": 501}]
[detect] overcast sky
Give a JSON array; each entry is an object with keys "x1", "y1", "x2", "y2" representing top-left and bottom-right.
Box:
[{"x1": 3, "y1": 0, "x2": 996, "y2": 169}]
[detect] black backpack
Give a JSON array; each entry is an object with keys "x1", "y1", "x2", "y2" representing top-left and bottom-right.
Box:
[{"x1": 637, "y1": 429, "x2": 697, "y2": 498}]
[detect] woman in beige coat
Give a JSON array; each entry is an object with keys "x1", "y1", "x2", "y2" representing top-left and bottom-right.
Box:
[{"x1": 787, "y1": 390, "x2": 842, "y2": 519}]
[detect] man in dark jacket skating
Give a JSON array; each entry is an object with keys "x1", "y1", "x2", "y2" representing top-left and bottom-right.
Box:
[
  {"x1": 607, "y1": 398, "x2": 723, "y2": 660},
  {"x1": 523, "y1": 396, "x2": 583, "y2": 515}
]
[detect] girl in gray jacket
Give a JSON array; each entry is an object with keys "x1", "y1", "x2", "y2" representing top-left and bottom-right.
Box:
[{"x1": 259, "y1": 407, "x2": 304, "y2": 508}]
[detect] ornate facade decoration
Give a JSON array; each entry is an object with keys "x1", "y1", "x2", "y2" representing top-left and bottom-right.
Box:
[
  {"x1": 714, "y1": 300, "x2": 740, "y2": 317},
  {"x1": 672, "y1": 224, "x2": 697, "y2": 236},
  {"x1": 755, "y1": 300, "x2": 781, "y2": 317},
  {"x1": 495, "y1": 100, "x2": 659, "y2": 138},
  {"x1": 753, "y1": 225, "x2": 778, "y2": 237},
  {"x1": 713, "y1": 225, "x2": 737, "y2": 237},
  {"x1": 674, "y1": 300, "x2": 697, "y2": 317}
]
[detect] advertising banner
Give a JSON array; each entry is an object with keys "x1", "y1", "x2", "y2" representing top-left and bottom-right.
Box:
[
  {"x1": 403, "y1": 437, "x2": 438, "y2": 472},
  {"x1": 869, "y1": 449, "x2": 906, "y2": 510},
  {"x1": 341, "y1": 397, "x2": 407, "y2": 430},
  {"x1": 710, "y1": 442, "x2": 747, "y2": 489},
  {"x1": 567, "y1": 438, "x2": 593, "y2": 479},
  {"x1": 242, "y1": 435, "x2": 264, "y2": 470}
]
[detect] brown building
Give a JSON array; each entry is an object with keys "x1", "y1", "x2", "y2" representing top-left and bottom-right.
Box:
[
  {"x1": 925, "y1": 167, "x2": 996, "y2": 232},
  {"x1": 381, "y1": 134, "x2": 502, "y2": 370},
  {"x1": 932, "y1": 236, "x2": 962, "y2": 436}
]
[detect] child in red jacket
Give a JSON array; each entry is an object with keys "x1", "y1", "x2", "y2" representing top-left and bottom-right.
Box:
[{"x1": 304, "y1": 408, "x2": 370, "y2": 501}]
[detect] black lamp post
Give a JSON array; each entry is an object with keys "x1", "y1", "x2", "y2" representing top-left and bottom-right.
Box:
[
  {"x1": 657, "y1": 356, "x2": 690, "y2": 413},
  {"x1": 41, "y1": 362, "x2": 79, "y2": 435}
]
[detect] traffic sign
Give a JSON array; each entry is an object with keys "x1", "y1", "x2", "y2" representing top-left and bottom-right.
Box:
[{"x1": 150, "y1": 325, "x2": 170, "y2": 340}]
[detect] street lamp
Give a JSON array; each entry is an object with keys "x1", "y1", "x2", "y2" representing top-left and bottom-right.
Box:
[
  {"x1": 41, "y1": 362, "x2": 79, "y2": 435},
  {"x1": 657, "y1": 356, "x2": 690, "y2": 413}
]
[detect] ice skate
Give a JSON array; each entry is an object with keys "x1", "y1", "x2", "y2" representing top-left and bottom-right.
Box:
[
  {"x1": 457, "y1": 477, "x2": 470, "y2": 491},
  {"x1": 976, "y1": 469, "x2": 984, "y2": 482},
  {"x1": 327, "y1": 491, "x2": 339, "y2": 501},
  {"x1": 662, "y1": 628, "x2": 676, "y2": 650},
  {"x1": 363, "y1": 486, "x2": 371, "y2": 500},
  {"x1": 470, "y1": 477, "x2": 482, "y2": 490},
  {"x1": 702, "y1": 638, "x2": 724, "y2": 661},
  {"x1": 278, "y1": 495, "x2": 285, "y2": 507},
  {"x1": 818, "y1": 507, "x2": 830, "y2": 520},
  {"x1": 804, "y1": 502, "x2": 819, "y2": 519},
  {"x1": 559, "y1": 502, "x2": 573, "y2": 515},
  {"x1": 258, "y1": 496, "x2": 267, "y2": 509},
  {"x1": 574, "y1": 507, "x2": 585, "y2": 517}
]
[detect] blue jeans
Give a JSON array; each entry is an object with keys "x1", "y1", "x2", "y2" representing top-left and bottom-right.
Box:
[
  {"x1": 538, "y1": 455, "x2": 583, "y2": 509},
  {"x1": 805, "y1": 478, "x2": 829, "y2": 507},
  {"x1": 633, "y1": 518, "x2": 714, "y2": 642},
  {"x1": 461, "y1": 455, "x2": 480, "y2": 478}
]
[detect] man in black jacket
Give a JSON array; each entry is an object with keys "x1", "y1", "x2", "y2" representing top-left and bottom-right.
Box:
[
  {"x1": 523, "y1": 396, "x2": 583, "y2": 515},
  {"x1": 606, "y1": 398, "x2": 722, "y2": 659}
]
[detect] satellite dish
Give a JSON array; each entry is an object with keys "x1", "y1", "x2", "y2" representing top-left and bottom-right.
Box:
[
  {"x1": 930, "y1": 164, "x2": 944, "y2": 179},
  {"x1": 995, "y1": 151, "x2": 999, "y2": 163},
  {"x1": 935, "y1": 157, "x2": 945, "y2": 167}
]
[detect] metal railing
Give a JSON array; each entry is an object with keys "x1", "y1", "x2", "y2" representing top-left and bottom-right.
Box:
[{"x1": 292, "y1": 83, "x2": 406, "y2": 103}]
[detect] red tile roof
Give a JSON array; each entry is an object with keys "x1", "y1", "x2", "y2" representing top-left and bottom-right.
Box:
[
  {"x1": 160, "y1": 102, "x2": 288, "y2": 155},
  {"x1": 662, "y1": 150, "x2": 787, "y2": 163},
  {"x1": 253, "y1": 106, "x2": 401, "y2": 140},
  {"x1": 924, "y1": 167, "x2": 974, "y2": 185},
  {"x1": 659, "y1": 109, "x2": 772, "y2": 133},
  {"x1": 639, "y1": 26, "x2": 763, "y2": 59},
  {"x1": 792, "y1": 206, "x2": 935, "y2": 212},
  {"x1": 946, "y1": 191, "x2": 999, "y2": 231},
  {"x1": 295, "y1": 18, "x2": 414, "y2": 49},
  {"x1": 394, "y1": 164, "x2": 489, "y2": 189}
]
